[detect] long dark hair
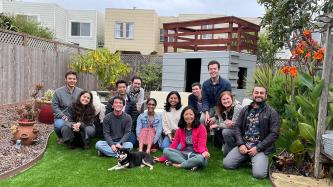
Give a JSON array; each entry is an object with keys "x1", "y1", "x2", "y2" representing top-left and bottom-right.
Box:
[
  {"x1": 72, "y1": 91, "x2": 95, "y2": 124},
  {"x1": 178, "y1": 106, "x2": 200, "y2": 129},
  {"x1": 164, "y1": 91, "x2": 182, "y2": 112},
  {"x1": 216, "y1": 91, "x2": 234, "y2": 116}
]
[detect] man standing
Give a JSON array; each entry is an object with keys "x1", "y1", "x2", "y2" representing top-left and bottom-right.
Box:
[
  {"x1": 106, "y1": 80, "x2": 137, "y2": 146},
  {"x1": 127, "y1": 76, "x2": 145, "y2": 112},
  {"x1": 223, "y1": 86, "x2": 280, "y2": 179},
  {"x1": 188, "y1": 82, "x2": 203, "y2": 114},
  {"x1": 95, "y1": 96, "x2": 133, "y2": 157},
  {"x1": 52, "y1": 71, "x2": 83, "y2": 143},
  {"x1": 201, "y1": 60, "x2": 231, "y2": 125}
]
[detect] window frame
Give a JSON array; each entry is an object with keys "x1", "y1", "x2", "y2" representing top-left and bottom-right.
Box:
[{"x1": 69, "y1": 21, "x2": 92, "y2": 38}]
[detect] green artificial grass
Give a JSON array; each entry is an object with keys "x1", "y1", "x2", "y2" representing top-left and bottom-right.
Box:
[{"x1": 0, "y1": 133, "x2": 271, "y2": 187}]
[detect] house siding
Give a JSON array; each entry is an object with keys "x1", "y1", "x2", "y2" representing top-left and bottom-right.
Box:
[
  {"x1": 67, "y1": 10, "x2": 98, "y2": 49},
  {"x1": 105, "y1": 8, "x2": 158, "y2": 54}
]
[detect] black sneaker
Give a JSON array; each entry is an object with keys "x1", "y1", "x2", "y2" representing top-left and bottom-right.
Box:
[
  {"x1": 97, "y1": 150, "x2": 105, "y2": 157},
  {"x1": 164, "y1": 160, "x2": 172, "y2": 166},
  {"x1": 190, "y1": 167, "x2": 198, "y2": 171}
]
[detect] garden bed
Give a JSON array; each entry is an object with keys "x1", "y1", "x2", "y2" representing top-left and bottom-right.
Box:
[{"x1": 0, "y1": 102, "x2": 53, "y2": 179}]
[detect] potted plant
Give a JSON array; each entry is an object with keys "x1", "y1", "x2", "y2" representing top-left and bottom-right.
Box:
[
  {"x1": 11, "y1": 103, "x2": 39, "y2": 145},
  {"x1": 36, "y1": 89, "x2": 55, "y2": 124}
]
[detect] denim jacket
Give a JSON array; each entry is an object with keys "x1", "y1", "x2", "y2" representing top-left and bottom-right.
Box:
[
  {"x1": 136, "y1": 111, "x2": 162, "y2": 144},
  {"x1": 202, "y1": 76, "x2": 231, "y2": 112}
]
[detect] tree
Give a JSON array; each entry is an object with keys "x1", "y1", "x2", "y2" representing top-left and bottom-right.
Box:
[
  {"x1": 257, "y1": 33, "x2": 279, "y2": 67},
  {"x1": 258, "y1": 0, "x2": 322, "y2": 49},
  {"x1": 70, "y1": 48, "x2": 131, "y2": 89},
  {"x1": 138, "y1": 62, "x2": 162, "y2": 91},
  {"x1": 0, "y1": 13, "x2": 53, "y2": 39}
]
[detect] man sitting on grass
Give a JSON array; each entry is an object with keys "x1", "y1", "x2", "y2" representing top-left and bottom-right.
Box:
[{"x1": 95, "y1": 96, "x2": 133, "y2": 157}]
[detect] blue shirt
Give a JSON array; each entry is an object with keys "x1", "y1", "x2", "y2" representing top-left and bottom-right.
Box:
[{"x1": 202, "y1": 76, "x2": 231, "y2": 112}]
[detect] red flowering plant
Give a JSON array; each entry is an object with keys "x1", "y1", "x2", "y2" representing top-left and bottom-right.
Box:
[{"x1": 272, "y1": 29, "x2": 329, "y2": 170}]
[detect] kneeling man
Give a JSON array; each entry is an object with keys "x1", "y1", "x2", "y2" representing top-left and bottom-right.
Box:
[{"x1": 223, "y1": 86, "x2": 280, "y2": 179}]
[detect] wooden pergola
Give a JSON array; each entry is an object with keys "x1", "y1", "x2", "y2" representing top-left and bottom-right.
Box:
[{"x1": 163, "y1": 16, "x2": 260, "y2": 54}]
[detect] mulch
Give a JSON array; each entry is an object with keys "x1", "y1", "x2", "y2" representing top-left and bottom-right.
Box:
[{"x1": 0, "y1": 102, "x2": 53, "y2": 176}]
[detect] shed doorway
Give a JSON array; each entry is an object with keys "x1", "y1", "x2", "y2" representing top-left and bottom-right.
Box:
[{"x1": 185, "y1": 58, "x2": 201, "y2": 92}]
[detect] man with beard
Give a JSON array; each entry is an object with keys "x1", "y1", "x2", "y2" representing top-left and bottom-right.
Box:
[
  {"x1": 52, "y1": 71, "x2": 83, "y2": 144},
  {"x1": 127, "y1": 76, "x2": 145, "y2": 112},
  {"x1": 223, "y1": 86, "x2": 280, "y2": 179}
]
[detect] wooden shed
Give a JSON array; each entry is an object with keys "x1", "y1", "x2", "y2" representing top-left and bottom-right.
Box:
[{"x1": 161, "y1": 16, "x2": 260, "y2": 100}]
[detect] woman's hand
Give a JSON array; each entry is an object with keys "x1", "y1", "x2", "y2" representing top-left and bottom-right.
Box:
[
  {"x1": 168, "y1": 133, "x2": 173, "y2": 142},
  {"x1": 72, "y1": 122, "x2": 81, "y2": 132},
  {"x1": 201, "y1": 151, "x2": 210, "y2": 158},
  {"x1": 225, "y1": 120, "x2": 234, "y2": 128},
  {"x1": 209, "y1": 124, "x2": 218, "y2": 130}
]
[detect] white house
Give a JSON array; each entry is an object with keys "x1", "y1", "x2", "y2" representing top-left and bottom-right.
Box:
[{"x1": 0, "y1": 0, "x2": 104, "y2": 49}]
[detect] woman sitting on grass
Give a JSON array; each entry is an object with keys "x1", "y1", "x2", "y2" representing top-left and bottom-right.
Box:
[
  {"x1": 136, "y1": 98, "x2": 162, "y2": 154},
  {"x1": 156, "y1": 106, "x2": 210, "y2": 171},
  {"x1": 161, "y1": 91, "x2": 184, "y2": 149},
  {"x1": 61, "y1": 91, "x2": 96, "y2": 149},
  {"x1": 209, "y1": 91, "x2": 242, "y2": 156}
]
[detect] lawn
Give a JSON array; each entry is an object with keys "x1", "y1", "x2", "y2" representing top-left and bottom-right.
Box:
[{"x1": 0, "y1": 133, "x2": 271, "y2": 187}]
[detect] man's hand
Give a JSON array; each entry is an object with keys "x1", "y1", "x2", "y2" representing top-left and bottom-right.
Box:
[
  {"x1": 248, "y1": 147, "x2": 257, "y2": 156},
  {"x1": 115, "y1": 143, "x2": 122, "y2": 149},
  {"x1": 205, "y1": 112, "x2": 211, "y2": 125},
  {"x1": 62, "y1": 115, "x2": 68, "y2": 121},
  {"x1": 111, "y1": 144, "x2": 117, "y2": 152},
  {"x1": 225, "y1": 120, "x2": 233, "y2": 128},
  {"x1": 239, "y1": 145, "x2": 249, "y2": 155}
]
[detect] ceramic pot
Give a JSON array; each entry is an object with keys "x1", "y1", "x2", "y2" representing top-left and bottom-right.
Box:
[{"x1": 12, "y1": 120, "x2": 39, "y2": 145}]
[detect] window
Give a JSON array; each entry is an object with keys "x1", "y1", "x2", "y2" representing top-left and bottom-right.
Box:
[
  {"x1": 115, "y1": 22, "x2": 123, "y2": 38},
  {"x1": 202, "y1": 24, "x2": 213, "y2": 39},
  {"x1": 160, "y1": 29, "x2": 165, "y2": 42},
  {"x1": 17, "y1": 14, "x2": 38, "y2": 23},
  {"x1": 115, "y1": 22, "x2": 134, "y2": 39},
  {"x1": 71, "y1": 22, "x2": 91, "y2": 37},
  {"x1": 126, "y1": 23, "x2": 134, "y2": 39}
]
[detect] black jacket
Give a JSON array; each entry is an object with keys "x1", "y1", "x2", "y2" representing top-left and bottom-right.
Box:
[{"x1": 234, "y1": 103, "x2": 280, "y2": 155}]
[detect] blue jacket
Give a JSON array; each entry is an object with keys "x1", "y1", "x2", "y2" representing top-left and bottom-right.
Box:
[
  {"x1": 202, "y1": 76, "x2": 231, "y2": 112},
  {"x1": 188, "y1": 94, "x2": 203, "y2": 113},
  {"x1": 136, "y1": 112, "x2": 162, "y2": 144}
]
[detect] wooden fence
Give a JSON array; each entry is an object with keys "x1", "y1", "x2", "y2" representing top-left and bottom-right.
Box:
[{"x1": 0, "y1": 29, "x2": 163, "y2": 105}]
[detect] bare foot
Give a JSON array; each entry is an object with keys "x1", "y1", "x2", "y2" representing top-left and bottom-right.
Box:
[
  {"x1": 146, "y1": 150, "x2": 151, "y2": 154},
  {"x1": 172, "y1": 163, "x2": 182, "y2": 168}
]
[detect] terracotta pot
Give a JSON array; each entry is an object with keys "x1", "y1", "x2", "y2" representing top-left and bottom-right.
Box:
[
  {"x1": 37, "y1": 101, "x2": 54, "y2": 124},
  {"x1": 12, "y1": 120, "x2": 39, "y2": 145}
]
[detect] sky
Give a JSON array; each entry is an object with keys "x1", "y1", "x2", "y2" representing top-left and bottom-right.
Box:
[{"x1": 22, "y1": 0, "x2": 265, "y2": 17}]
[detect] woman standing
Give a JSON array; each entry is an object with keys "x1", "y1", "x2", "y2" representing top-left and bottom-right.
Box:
[
  {"x1": 136, "y1": 98, "x2": 162, "y2": 154},
  {"x1": 159, "y1": 106, "x2": 210, "y2": 170},
  {"x1": 61, "y1": 91, "x2": 96, "y2": 149},
  {"x1": 161, "y1": 91, "x2": 184, "y2": 149},
  {"x1": 210, "y1": 91, "x2": 242, "y2": 156}
]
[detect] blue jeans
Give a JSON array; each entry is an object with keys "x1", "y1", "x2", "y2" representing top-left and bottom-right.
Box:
[
  {"x1": 54, "y1": 118, "x2": 65, "y2": 138},
  {"x1": 161, "y1": 136, "x2": 181, "y2": 150},
  {"x1": 163, "y1": 148, "x2": 208, "y2": 169},
  {"x1": 95, "y1": 140, "x2": 133, "y2": 157},
  {"x1": 127, "y1": 132, "x2": 137, "y2": 147}
]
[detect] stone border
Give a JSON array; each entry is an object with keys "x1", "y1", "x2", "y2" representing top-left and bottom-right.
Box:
[{"x1": 0, "y1": 130, "x2": 53, "y2": 180}]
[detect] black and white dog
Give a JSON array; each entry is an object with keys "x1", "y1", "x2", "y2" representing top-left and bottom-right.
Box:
[{"x1": 108, "y1": 148, "x2": 154, "y2": 171}]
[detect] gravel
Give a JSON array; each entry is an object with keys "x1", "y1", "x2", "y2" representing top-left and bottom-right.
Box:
[{"x1": 0, "y1": 103, "x2": 53, "y2": 175}]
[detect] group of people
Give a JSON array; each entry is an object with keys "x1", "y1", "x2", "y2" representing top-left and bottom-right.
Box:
[{"x1": 51, "y1": 60, "x2": 280, "y2": 179}]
